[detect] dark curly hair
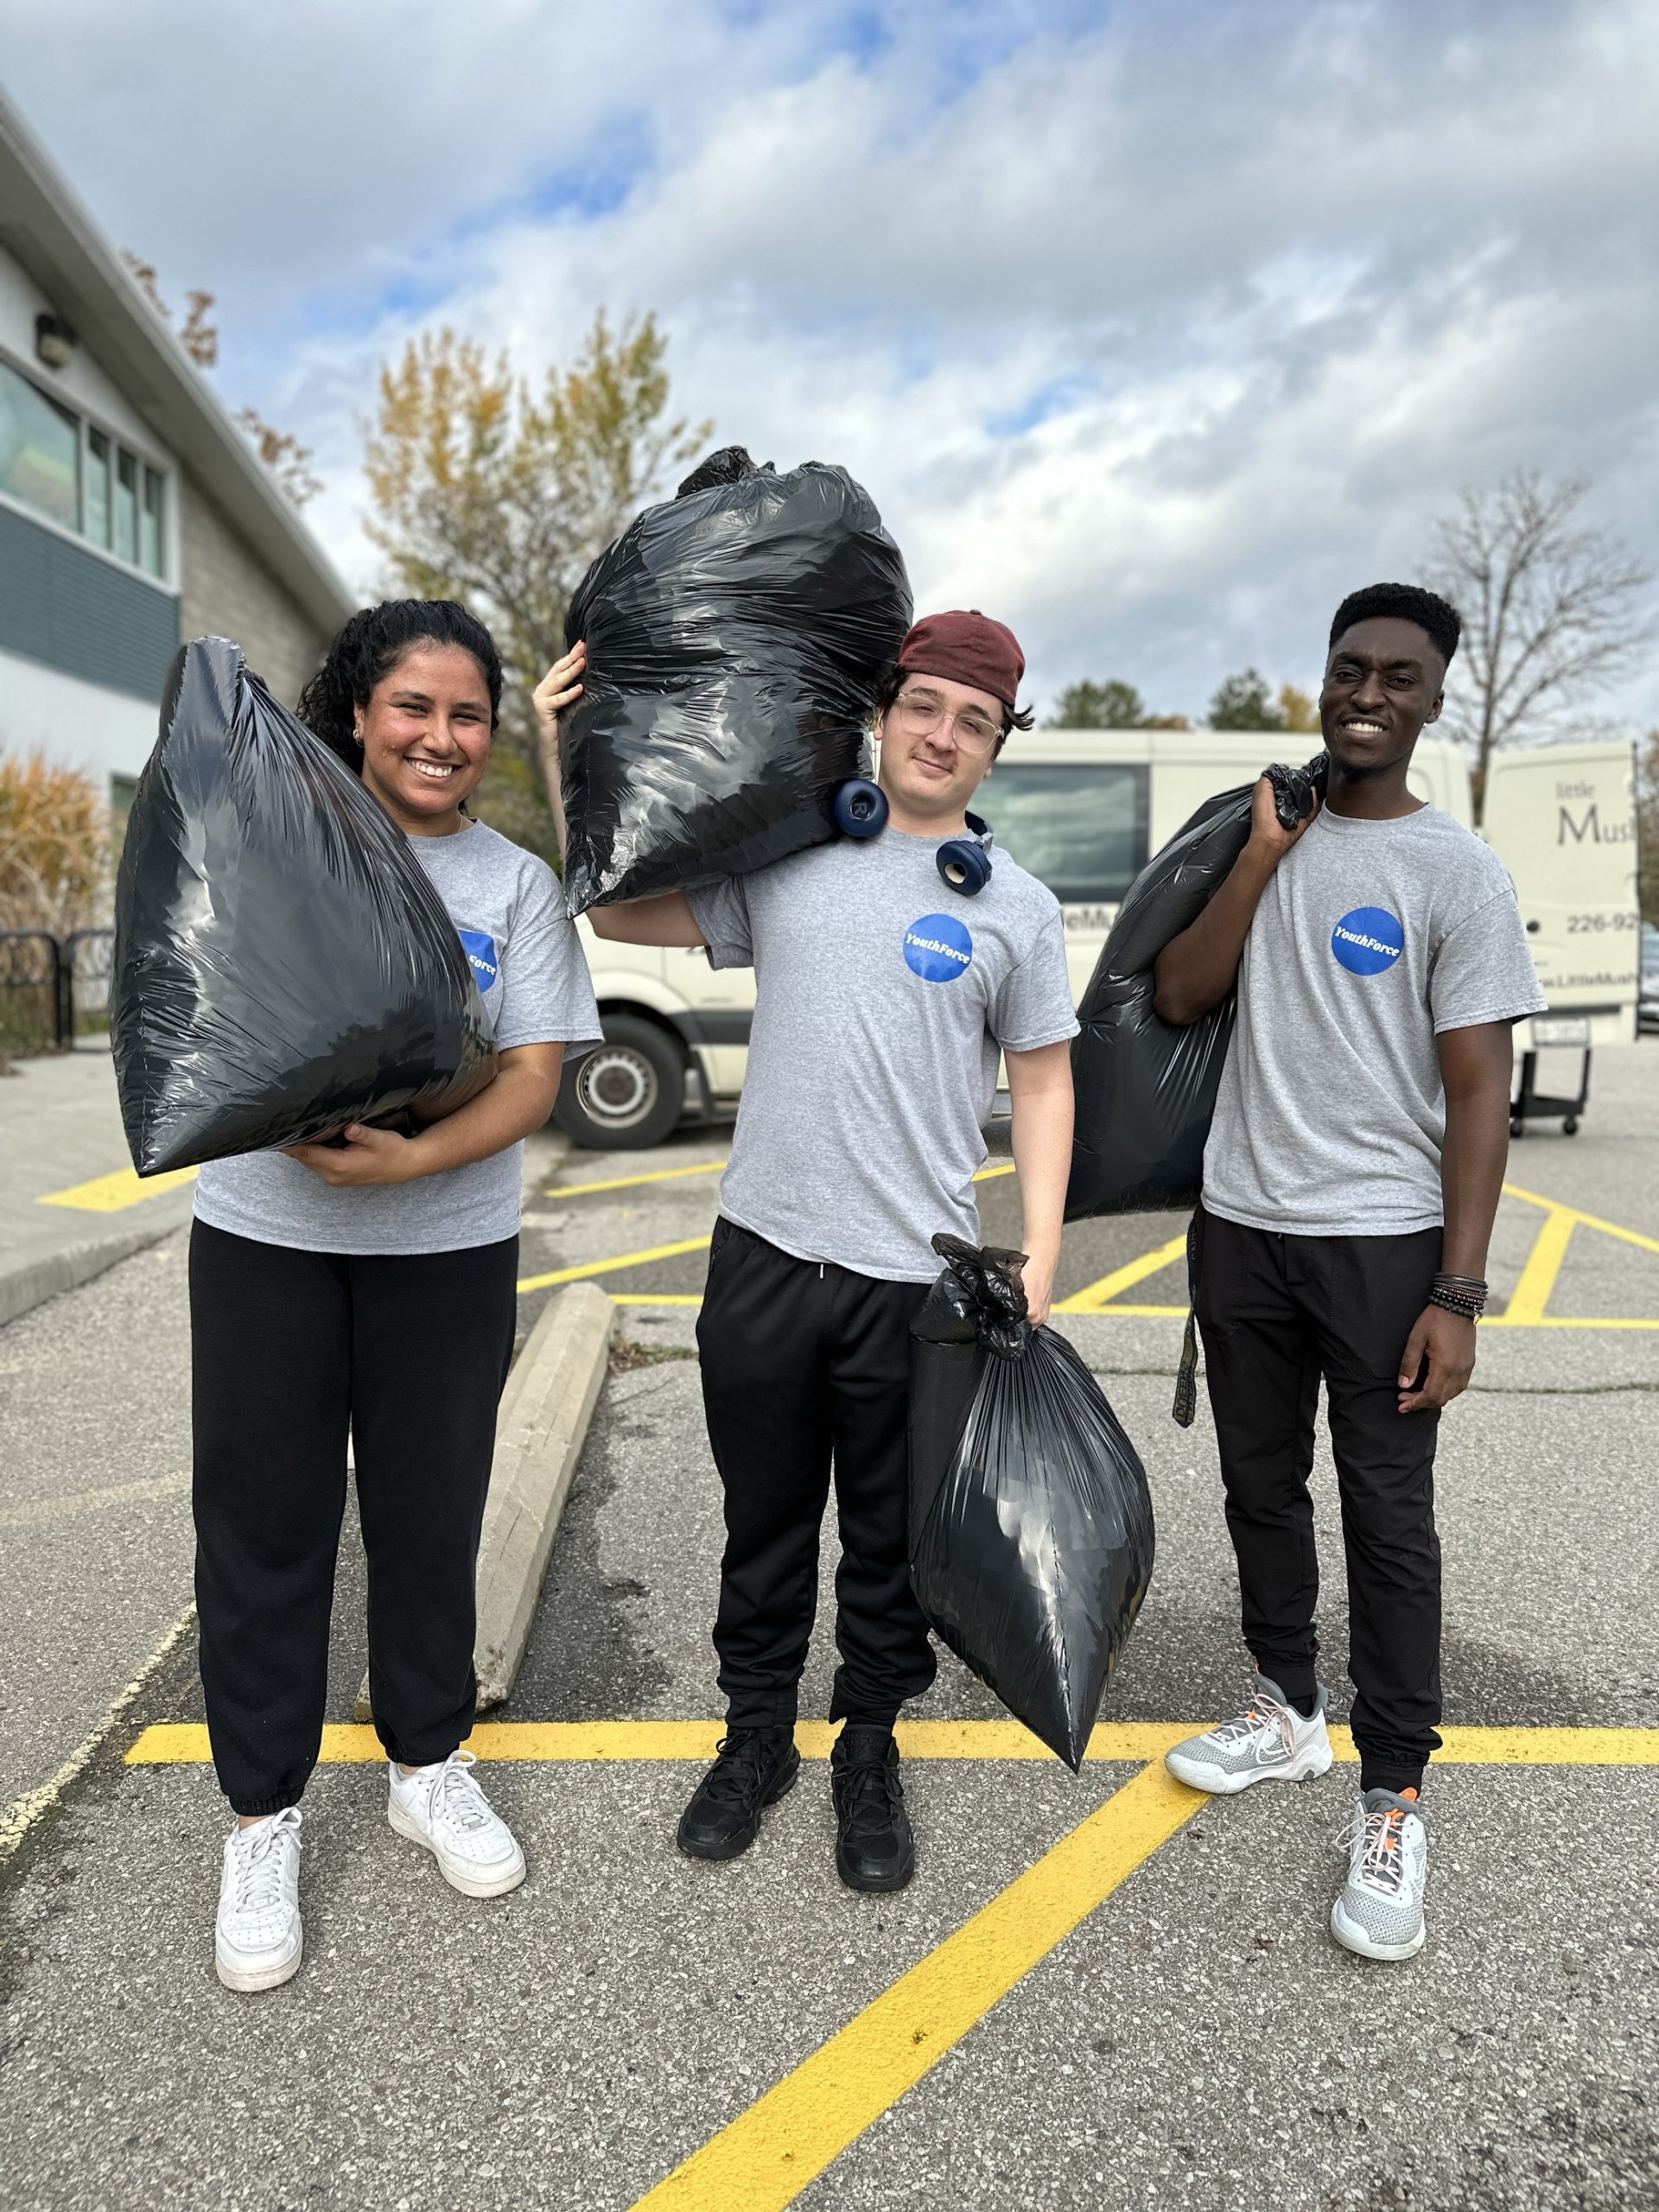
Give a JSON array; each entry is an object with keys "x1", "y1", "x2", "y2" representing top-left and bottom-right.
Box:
[
  {"x1": 1329, "y1": 582, "x2": 1461, "y2": 671},
  {"x1": 296, "y1": 600, "x2": 504, "y2": 775},
  {"x1": 871, "y1": 661, "x2": 1035, "y2": 756}
]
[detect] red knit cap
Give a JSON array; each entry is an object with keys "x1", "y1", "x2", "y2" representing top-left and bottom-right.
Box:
[{"x1": 897, "y1": 609, "x2": 1025, "y2": 711}]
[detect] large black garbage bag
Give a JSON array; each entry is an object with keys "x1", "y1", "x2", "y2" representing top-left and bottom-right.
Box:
[
  {"x1": 112, "y1": 637, "x2": 492, "y2": 1175},
  {"x1": 909, "y1": 1236, "x2": 1155, "y2": 1770},
  {"x1": 1066, "y1": 754, "x2": 1326, "y2": 1218},
  {"x1": 559, "y1": 448, "x2": 912, "y2": 912}
]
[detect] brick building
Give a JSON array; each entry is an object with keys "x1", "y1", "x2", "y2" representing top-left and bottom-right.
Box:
[{"x1": 0, "y1": 86, "x2": 354, "y2": 820}]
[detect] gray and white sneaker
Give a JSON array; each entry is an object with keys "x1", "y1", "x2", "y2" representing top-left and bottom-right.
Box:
[
  {"x1": 215, "y1": 1807, "x2": 303, "y2": 1993},
  {"x1": 388, "y1": 1751, "x2": 526, "y2": 1897},
  {"x1": 1331, "y1": 1789, "x2": 1427, "y2": 1961},
  {"x1": 1165, "y1": 1674, "x2": 1333, "y2": 1795}
]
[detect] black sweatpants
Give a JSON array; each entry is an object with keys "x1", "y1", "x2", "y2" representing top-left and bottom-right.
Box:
[
  {"x1": 190, "y1": 1220, "x2": 518, "y2": 1815},
  {"x1": 696, "y1": 1218, "x2": 938, "y2": 1730},
  {"x1": 1193, "y1": 1207, "x2": 1443, "y2": 1796}
]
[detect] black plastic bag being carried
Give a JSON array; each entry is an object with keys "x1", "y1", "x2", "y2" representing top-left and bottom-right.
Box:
[
  {"x1": 112, "y1": 636, "x2": 492, "y2": 1175},
  {"x1": 559, "y1": 448, "x2": 912, "y2": 912},
  {"x1": 909, "y1": 1236, "x2": 1155, "y2": 1770},
  {"x1": 1066, "y1": 754, "x2": 1325, "y2": 1219}
]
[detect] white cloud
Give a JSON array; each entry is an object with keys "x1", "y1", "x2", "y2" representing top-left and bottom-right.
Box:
[{"x1": 4, "y1": 0, "x2": 1656, "y2": 725}]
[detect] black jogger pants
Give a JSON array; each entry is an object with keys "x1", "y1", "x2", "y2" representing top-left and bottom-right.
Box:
[
  {"x1": 189, "y1": 1220, "x2": 518, "y2": 1815},
  {"x1": 1193, "y1": 1207, "x2": 1443, "y2": 1795},
  {"x1": 696, "y1": 1218, "x2": 938, "y2": 1731}
]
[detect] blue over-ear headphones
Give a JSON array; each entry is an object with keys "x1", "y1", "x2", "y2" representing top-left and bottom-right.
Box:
[{"x1": 831, "y1": 779, "x2": 995, "y2": 896}]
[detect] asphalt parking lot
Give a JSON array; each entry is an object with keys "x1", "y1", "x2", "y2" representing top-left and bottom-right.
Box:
[{"x1": 2, "y1": 1041, "x2": 1656, "y2": 2209}]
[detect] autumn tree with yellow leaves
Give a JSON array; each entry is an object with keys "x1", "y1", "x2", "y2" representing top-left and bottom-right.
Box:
[{"x1": 363, "y1": 313, "x2": 709, "y2": 857}]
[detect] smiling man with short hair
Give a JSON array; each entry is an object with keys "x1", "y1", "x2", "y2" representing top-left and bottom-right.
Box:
[
  {"x1": 1154, "y1": 582, "x2": 1545, "y2": 1961},
  {"x1": 535, "y1": 612, "x2": 1077, "y2": 1891}
]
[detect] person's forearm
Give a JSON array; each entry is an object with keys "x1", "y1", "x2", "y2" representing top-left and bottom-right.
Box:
[
  {"x1": 1010, "y1": 1071, "x2": 1073, "y2": 1263},
  {"x1": 1439, "y1": 1074, "x2": 1510, "y2": 1277},
  {"x1": 1152, "y1": 842, "x2": 1279, "y2": 1025},
  {"x1": 402, "y1": 1054, "x2": 563, "y2": 1179},
  {"x1": 537, "y1": 733, "x2": 568, "y2": 859}
]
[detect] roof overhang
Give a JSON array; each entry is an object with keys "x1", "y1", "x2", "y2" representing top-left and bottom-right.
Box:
[{"x1": 0, "y1": 86, "x2": 357, "y2": 637}]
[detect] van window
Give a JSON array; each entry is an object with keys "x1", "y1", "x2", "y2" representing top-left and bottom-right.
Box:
[{"x1": 982, "y1": 762, "x2": 1149, "y2": 901}]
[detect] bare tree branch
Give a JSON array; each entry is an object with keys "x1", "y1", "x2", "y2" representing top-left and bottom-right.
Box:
[{"x1": 1429, "y1": 470, "x2": 1655, "y2": 819}]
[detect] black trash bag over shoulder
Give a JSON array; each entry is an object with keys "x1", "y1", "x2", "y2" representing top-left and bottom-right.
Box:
[
  {"x1": 1066, "y1": 753, "x2": 1326, "y2": 1218},
  {"x1": 112, "y1": 636, "x2": 492, "y2": 1176},
  {"x1": 559, "y1": 450, "x2": 912, "y2": 912},
  {"x1": 909, "y1": 1234, "x2": 1155, "y2": 1770}
]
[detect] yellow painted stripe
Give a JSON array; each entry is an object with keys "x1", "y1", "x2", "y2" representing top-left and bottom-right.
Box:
[
  {"x1": 1052, "y1": 1232, "x2": 1189, "y2": 1314},
  {"x1": 125, "y1": 1719, "x2": 1659, "y2": 1768},
  {"x1": 1502, "y1": 1205, "x2": 1577, "y2": 1325},
  {"x1": 37, "y1": 1164, "x2": 197, "y2": 1211},
  {"x1": 517, "y1": 1236, "x2": 711, "y2": 1294},
  {"x1": 1503, "y1": 1180, "x2": 1659, "y2": 1255},
  {"x1": 972, "y1": 1162, "x2": 1017, "y2": 1183},
  {"x1": 632, "y1": 1763, "x2": 1201, "y2": 2212},
  {"x1": 1485, "y1": 1314, "x2": 1659, "y2": 1331},
  {"x1": 610, "y1": 1294, "x2": 706, "y2": 1307},
  {"x1": 543, "y1": 1160, "x2": 728, "y2": 1200}
]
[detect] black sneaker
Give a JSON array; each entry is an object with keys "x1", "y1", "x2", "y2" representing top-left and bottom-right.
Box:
[
  {"x1": 676, "y1": 1727, "x2": 799, "y2": 1861},
  {"x1": 830, "y1": 1726, "x2": 915, "y2": 1892}
]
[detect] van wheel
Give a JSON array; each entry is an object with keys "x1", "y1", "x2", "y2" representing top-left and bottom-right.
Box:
[{"x1": 555, "y1": 1014, "x2": 686, "y2": 1149}]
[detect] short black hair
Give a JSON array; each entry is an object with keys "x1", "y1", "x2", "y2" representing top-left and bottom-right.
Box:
[
  {"x1": 871, "y1": 661, "x2": 1034, "y2": 755},
  {"x1": 1328, "y1": 582, "x2": 1460, "y2": 671}
]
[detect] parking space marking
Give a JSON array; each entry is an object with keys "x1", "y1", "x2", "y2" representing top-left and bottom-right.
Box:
[
  {"x1": 124, "y1": 1720, "x2": 1659, "y2": 1767},
  {"x1": 543, "y1": 1161, "x2": 729, "y2": 1200},
  {"x1": 1503, "y1": 1180, "x2": 1659, "y2": 1256},
  {"x1": 1052, "y1": 1231, "x2": 1188, "y2": 1313},
  {"x1": 631, "y1": 1760, "x2": 1201, "y2": 2212},
  {"x1": 36, "y1": 1165, "x2": 197, "y2": 1211},
  {"x1": 517, "y1": 1236, "x2": 712, "y2": 1294}
]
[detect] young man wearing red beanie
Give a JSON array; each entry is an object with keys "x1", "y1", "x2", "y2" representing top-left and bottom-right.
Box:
[{"x1": 535, "y1": 612, "x2": 1077, "y2": 1891}]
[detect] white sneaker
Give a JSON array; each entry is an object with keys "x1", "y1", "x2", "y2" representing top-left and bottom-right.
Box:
[
  {"x1": 215, "y1": 1807, "x2": 303, "y2": 1992},
  {"x1": 1331, "y1": 1788, "x2": 1428, "y2": 1961},
  {"x1": 387, "y1": 1751, "x2": 526, "y2": 1897},
  {"x1": 1165, "y1": 1674, "x2": 1334, "y2": 1794}
]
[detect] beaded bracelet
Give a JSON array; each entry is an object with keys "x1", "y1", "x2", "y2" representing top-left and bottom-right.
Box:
[{"x1": 1428, "y1": 1273, "x2": 1488, "y2": 1320}]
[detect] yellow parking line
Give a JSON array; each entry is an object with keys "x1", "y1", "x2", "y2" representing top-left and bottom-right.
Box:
[
  {"x1": 1502, "y1": 1205, "x2": 1577, "y2": 1324},
  {"x1": 1503, "y1": 1181, "x2": 1659, "y2": 1255},
  {"x1": 37, "y1": 1165, "x2": 197, "y2": 1211},
  {"x1": 611, "y1": 1294, "x2": 706, "y2": 1307},
  {"x1": 125, "y1": 1718, "x2": 1659, "y2": 1768},
  {"x1": 517, "y1": 1236, "x2": 712, "y2": 1294},
  {"x1": 1052, "y1": 1231, "x2": 1189, "y2": 1313},
  {"x1": 543, "y1": 1161, "x2": 728, "y2": 1200},
  {"x1": 632, "y1": 1760, "x2": 1198, "y2": 2212}
]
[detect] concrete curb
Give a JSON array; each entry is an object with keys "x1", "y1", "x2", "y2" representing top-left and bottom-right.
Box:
[
  {"x1": 354, "y1": 1280, "x2": 615, "y2": 1723},
  {"x1": 0, "y1": 1211, "x2": 189, "y2": 1332}
]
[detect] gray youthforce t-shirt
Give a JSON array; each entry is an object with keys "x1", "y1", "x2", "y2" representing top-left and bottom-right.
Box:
[
  {"x1": 1204, "y1": 804, "x2": 1545, "y2": 1237},
  {"x1": 687, "y1": 830, "x2": 1078, "y2": 1281},
  {"x1": 195, "y1": 819, "x2": 601, "y2": 1254}
]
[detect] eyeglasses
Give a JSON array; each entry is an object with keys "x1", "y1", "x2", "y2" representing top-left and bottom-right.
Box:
[{"x1": 890, "y1": 690, "x2": 1002, "y2": 752}]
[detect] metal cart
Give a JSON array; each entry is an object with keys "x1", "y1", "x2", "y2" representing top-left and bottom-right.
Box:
[{"x1": 1510, "y1": 1018, "x2": 1592, "y2": 1138}]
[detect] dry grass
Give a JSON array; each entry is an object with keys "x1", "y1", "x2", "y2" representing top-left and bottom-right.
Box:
[{"x1": 0, "y1": 751, "x2": 111, "y2": 936}]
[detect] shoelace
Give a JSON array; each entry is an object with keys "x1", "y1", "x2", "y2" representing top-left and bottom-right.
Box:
[
  {"x1": 1333, "y1": 1800, "x2": 1420, "y2": 1896},
  {"x1": 426, "y1": 1750, "x2": 496, "y2": 1834},
  {"x1": 230, "y1": 1807, "x2": 301, "y2": 1914},
  {"x1": 1207, "y1": 1696, "x2": 1295, "y2": 1761},
  {"x1": 701, "y1": 1732, "x2": 784, "y2": 1805},
  {"x1": 835, "y1": 1755, "x2": 904, "y2": 1834}
]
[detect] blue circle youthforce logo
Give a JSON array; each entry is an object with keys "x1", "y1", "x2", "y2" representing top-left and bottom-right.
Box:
[
  {"x1": 1330, "y1": 906, "x2": 1404, "y2": 976},
  {"x1": 903, "y1": 912, "x2": 974, "y2": 982},
  {"x1": 457, "y1": 927, "x2": 499, "y2": 991}
]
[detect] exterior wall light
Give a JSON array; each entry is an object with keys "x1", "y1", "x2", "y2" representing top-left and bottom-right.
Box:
[{"x1": 35, "y1": 312, "x2": 77, "y2": 370}]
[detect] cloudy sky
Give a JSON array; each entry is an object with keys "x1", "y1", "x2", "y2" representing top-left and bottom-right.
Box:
[{"x1": 3, "y1": 0, "x2": 1656, "y2": 724}]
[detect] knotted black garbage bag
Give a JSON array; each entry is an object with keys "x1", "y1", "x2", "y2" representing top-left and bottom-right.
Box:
[
  {"x1": 112, "y1": 636, "x2": 492, "y2": 1175},
  {"x1": 1066, "y1": 754, "x2": 1326, "y2": 1218},
  {"x1": 558, "y1": 448, "x2": 912, "y2": 912},
  {"x1": 909, "y1": 1236, "x2": 1155, "y2": 1770}
]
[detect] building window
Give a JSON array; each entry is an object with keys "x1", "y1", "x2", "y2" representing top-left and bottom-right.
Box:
[
  {"x1": 0, "y1": 355, "x2": 168, "y2": 581},
  {"x1": 0, "y1": 356, "x2": 79, "y2": 531}
]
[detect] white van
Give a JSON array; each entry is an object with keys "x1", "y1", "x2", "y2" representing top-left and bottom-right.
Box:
[{"x1": 558, "y1": 730, "x2": 1638, "y2": 1147}]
